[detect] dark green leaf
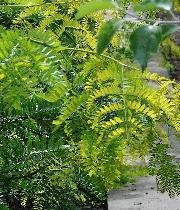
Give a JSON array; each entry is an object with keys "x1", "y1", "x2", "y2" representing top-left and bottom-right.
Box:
[
  {"x1": 130, "y1": 25, "x2": 162, "y2": 70},
  {"x1": 0, "y1": 204, "x2": 9, "y2": 210},
  {"x1": 97, "y1": 19, "x2": 121, "y2": 54},
  {"x1": 134, "y1": 0, "x2": 172, "y2": 11},
  {"x1": 76, "y1": 0, "x2": 116, "y2": 19},
  {"x1": 160, "y1": 24, "x2": 180, "y2": 40}
]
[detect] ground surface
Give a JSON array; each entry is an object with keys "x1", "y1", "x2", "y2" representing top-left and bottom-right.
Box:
[{"x1": 108, "y1": 176, "x2": 180, "y2": 210}]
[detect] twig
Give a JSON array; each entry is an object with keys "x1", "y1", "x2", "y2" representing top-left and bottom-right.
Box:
[
  {"x1": 0, "y1": 2, "x2": 65, "y2": 8},
  {"x1": 30, "y1": 38, "x2": 138, "y2": 70},
  {"x1": 169, "y1": 10, "x2": 180, "y2": 21},
  {"x1": 124, "y1": 7, "x2": 180, "y2": 25},
  {"x1": 62, "y1": 47, "x2": 138, "y2": 70},
  {"x1": 125, "y1": 11, "x2": 180, "y2": 25}
]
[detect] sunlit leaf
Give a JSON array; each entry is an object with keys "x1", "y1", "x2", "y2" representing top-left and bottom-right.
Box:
[
  {"x1": 76, "y1": 0, "x2": 116, "y2": 19},
  {"x1": 130, "y1": 25, "x2": 162, "y2": 70},
  {"x1": 97, "y1": 19, "x2": 121, "y2": 54},
  {"x1": 0, "y1": 73, "x2": 5, "y2": 80},
  {"x1": 37, "y1": 82, "x2": 68, "y2": 102},
  {"x1": 134, "y1": 0, "x2": 172, "y2": 11}
]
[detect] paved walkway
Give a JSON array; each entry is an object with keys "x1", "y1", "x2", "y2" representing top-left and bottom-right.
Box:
[{"x1": 108, "y1": 176, "x2": 180, "y2": 210}]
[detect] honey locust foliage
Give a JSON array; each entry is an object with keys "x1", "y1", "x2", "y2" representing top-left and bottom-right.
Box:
[
  {"x1": 134, "y1": 0, "x2": 173, "y2": 11},
  {"x1": 0, "y1": 0, "x2": 180, "y2": 210},
  {"x1": 76, "y1": 0, "x2": 116, "y2": 19},
  {"x1": 77, "y1": 0, "x2": 180, "y2": 69},
  {"x1": 130, "y1": 24, "x2": 180, "y2": 70},
  {"x1": 96, "y1": 19, "x2": 122, "y2": 55},
  {"x1": 0, "y1": 1, "x2": 109, "y2": 209}
]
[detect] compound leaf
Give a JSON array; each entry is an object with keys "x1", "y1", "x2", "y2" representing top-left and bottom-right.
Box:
[
  {"x1": 134, "y1": 0, "x2": 172, "y2": 11},
  {"x1": 130, "y1": 25, "x2": 162, "y2": 70},
  {"x1": 76, "y1": 0, "x2": 116, "y2": 19},
  {"x1": 97, "y1": 19, "x2": 121, "y2": 54},
  {"x1": 160, "y1": 24, "x2": 180, "y2": 40}
]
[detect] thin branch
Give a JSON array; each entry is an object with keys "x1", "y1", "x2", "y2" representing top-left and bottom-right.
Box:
[
  {"x1": 125, "y1": 10, "x2": 155, "y2": 22},
  {"x1": 124, "y1": 7, "x2": 180, "y2": 25},
  {"x1": 0, "y1": 2, "x2": 65, "y2": 8},
  {"x1": 153, "y1": 20, "x2": 180, "y2": 25},
  {"x1": 30, "y1": 38, "x2": 138, "y2": 70},
  {"x1": 125, "y1": 12, "x2": 180, "y2": 25},
  {"x1": 61, "y1": 47, "x2": 138, "y2": 70},
  {"x1": 0, "y1": 3, "x2": 44, "y2": 8},
  {"x1": 62, "y1": 48, "x2": 139, "y2": 70},
  {"x1": 169, "y1": 10, "x2": 180, "y2": 21},
  {"x1": 59, "y1": 47, "x2": 139, "y2": 70}
]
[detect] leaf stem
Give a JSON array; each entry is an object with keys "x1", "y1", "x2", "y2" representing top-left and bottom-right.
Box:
[
  {"x1": 125, "y1": 16, "x2": 180, "y2": 24},
  {"x1": 61, "y1": 47, "x2": 138, "y2": 70},
  {"x1": 30, "y1": 38, "x2": 138, "y2": 70},
  {"x1": 125, "y1": 11, "x2": 180, "y2": 24},
  {"x1": 0, "y1": 2, "x2": 65, "y2": 8}
]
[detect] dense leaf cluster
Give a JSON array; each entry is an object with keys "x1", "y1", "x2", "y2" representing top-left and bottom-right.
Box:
[{"x1": 0, "y1": 0, "x2": 179, "y2": 210}]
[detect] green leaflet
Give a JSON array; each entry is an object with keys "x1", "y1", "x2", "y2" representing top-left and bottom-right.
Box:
[
  {"x1": 0, "y1": 204, "x2": 9, "y2": 210},
  {"x1": 134, "y1": 0, "x2": 172, "y2": 11},
  {"x1": 160, "y1": 24, "x2": 180, "y2": 41},
  {"x1": 37, "y1": 82, "x2": 68, "y2": 103},
  {"x1": 149, "y1": 143, "x2": 180, "y2": 197},
  {"x1": 76, "y1": 0, "x2": 116, "y2": 19},
  {"x1": 130, "y1": 25, "x2": 162, "y2": 70},
  {"x1": 97, "y1": 19, "x2": 122, "y2": 55},
  {"x1": 130, "y1": 24, "x2": 180, "y2": 70},
  {"x1": 53, "y1": 94, "x2": 88, "y2": 131}
]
